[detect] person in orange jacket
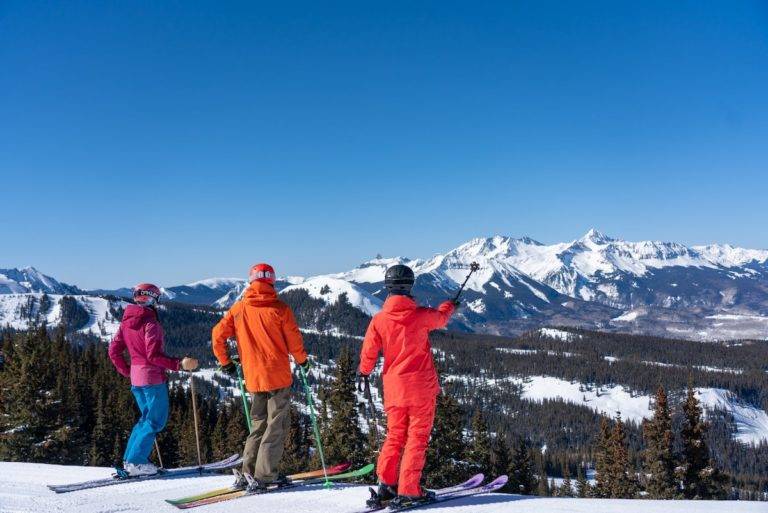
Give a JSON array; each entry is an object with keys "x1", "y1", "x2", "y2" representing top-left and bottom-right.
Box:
[
  {"x1": 212, "y1": 263, "x2": 309, "y2": 493},
  {"x1": 358, "y1": 264, "x2": 456, "y2": 509}
]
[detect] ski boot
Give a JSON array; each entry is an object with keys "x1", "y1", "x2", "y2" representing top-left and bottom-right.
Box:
[
  {"x1": 388, "y1": 489, "x2": 437, "y2": 511},
  {"x1": 122, "y1": 462, "x2": 159, "y2": 477},
  {"x1": 243, "y1": 473, "x2": 269, "y2": 494},
  {"x1": 231, "y1": 469, "x2": 248, "y2": 490},
  {"x1": 366, "y1": 483, "x2": 398, "y2": 509},
  {"x1": 272, "y1": 473, "x2": 293, "y2": 488}
]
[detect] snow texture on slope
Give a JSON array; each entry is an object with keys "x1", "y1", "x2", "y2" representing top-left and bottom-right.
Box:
[
  {"x1": 1, "y1": 462, "x2": 764, "y2": 513},
  {"x1": 281, "y1": 276, "x2": 383, "y2": 316}
]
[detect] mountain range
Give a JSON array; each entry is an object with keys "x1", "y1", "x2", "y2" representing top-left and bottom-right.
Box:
[{"x1": 3, "y1": 229, "x2": 768, "y2": 340}]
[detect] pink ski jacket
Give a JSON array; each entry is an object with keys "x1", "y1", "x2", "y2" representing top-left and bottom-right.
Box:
[{"x1": 108, "y1": 304, "x2": 180, "y2": 386}]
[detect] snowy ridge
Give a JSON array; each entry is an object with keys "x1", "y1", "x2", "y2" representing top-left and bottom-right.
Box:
[
  {"x1": 0, "y1": 266, "x2": 80, "y2": 295},
  {"x1": 281, "y1": 276, "x2": 383, "y2": 316},
  {"x1": 0, "y1": 293, "x2": 125, "y2": 338}
]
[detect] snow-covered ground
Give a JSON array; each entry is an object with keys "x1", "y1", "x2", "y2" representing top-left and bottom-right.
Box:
[
  {"x1": 0, "y1": 462, "x2": 763, "y2": 513},
  {"x1": 443, "y1": 374, "x2": 768, "y2": 444}
]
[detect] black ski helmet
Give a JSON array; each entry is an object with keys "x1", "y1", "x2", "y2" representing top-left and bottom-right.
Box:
[{"x1": 385, "y1": 264, "x2": 415, "y2": 294}]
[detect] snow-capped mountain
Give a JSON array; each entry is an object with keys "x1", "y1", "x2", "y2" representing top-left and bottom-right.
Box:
[
  {"x1": 3, "y1": 230, "x2": 768, "y2": 340},
  {"x1": 281, "y1": 276, "x2": 383, "y2": 316},
  {"x1": 164, "y1": 278, "x2": 247, "y2": 306},
  {"x1": 0, "y1": 267, "x2": 81, "y2": 295},
  {"x1": 0, "y1": 293, "x2": 125, "y2": 338}
]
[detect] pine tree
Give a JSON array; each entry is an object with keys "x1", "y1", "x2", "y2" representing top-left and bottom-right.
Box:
[
  {"x1": 678, "y1": 385, "x2": 727, "y2": 499},
  {"x1": 424, "y1": 394, "x2": 466, "y2": 488},
  {"x1": 607, "y1": 414, "x2": 639, "y2": 498},
  {"x1": 575, "y1": 463, "x2": 589, "y2": 498},
  {"x1": 467, "y1": 409, "x2": 492, "y2": 474},
  {"x1": 320, "y1": 346, "x2": 367, "y2": 467},
  {"x1": 642, "y1": 386, "x2": 678, "y2": 499},
  {"x1": 592, "y1": 417, "x2": 612, "y2": 498},
  {"x1": 558, "y1": 459, "x2": 573, "y2": 497},
  {"x1": 509, "y1": 438, "x2": 536, "y2": 495},
  {"x1": 491, "y1": 435, "x2": 511, "y2": 492}
]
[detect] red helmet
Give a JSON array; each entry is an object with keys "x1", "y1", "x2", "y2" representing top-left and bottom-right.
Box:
[
  {"x1": 249, "y1": 263, "x2": 276, "y2": 284},
  {"x1": 133, "y1": 283, "x2": 161, "y2": 305}
]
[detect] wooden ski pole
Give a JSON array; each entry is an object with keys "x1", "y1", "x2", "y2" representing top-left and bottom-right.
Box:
[
  {"x1": 189, "y1": 373, "x2": 203, "y2": 470},
  {"x1": 154, "y1": 439, "x2": 165, "y2": 469}
]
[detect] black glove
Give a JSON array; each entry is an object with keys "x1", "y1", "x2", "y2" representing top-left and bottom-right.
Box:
[
  {"x1": 452, "y1": 299, "x2": 461, "y2": 307},
  {"x1": 220, "y1": 361, "x2": 237, "y2": 378},
  {"x1": 299, "y1": 358, "x2": 311, "y2": 371}
]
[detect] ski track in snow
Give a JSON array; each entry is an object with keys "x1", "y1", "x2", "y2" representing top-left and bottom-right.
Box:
[{"x1": 0, "y1": 462, "x2": 764, "y2": 513}]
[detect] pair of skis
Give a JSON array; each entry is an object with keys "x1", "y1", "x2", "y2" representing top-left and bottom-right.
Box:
[
  {"x1": 47, "y1": 453, "x2": 242, "y2": 493},
  {"x1": 167, "y1": 463, "x2": 375, "y2": 509},
  {"x1": 361, "y1": 474, "x2": 508, "y2": 513}
]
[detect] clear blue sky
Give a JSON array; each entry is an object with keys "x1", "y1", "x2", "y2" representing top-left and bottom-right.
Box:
[{"x1": 2, "y1": 1, "x2": 767, "y2": 288}]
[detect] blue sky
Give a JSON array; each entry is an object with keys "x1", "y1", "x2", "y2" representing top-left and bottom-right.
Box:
[{"x1": 2, "y1": 1, "x2": 767, "y2": 288}]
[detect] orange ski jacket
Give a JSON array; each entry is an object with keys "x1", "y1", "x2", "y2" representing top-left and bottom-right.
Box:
[
  {"x1": 359, "y1": 295, "x2": 455, "y2": 408},
  {"x1": 212, "y1": 281, "x2": 308, "y2": 392}
]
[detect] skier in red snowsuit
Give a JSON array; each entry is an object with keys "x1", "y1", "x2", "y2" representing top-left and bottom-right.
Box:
[{"x1": 358, "y1": 264, "x2": 455, "y2": 509}]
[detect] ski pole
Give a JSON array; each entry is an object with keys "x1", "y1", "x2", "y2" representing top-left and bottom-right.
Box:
[
  {"x1": 154, "y1": 439, "x2": 165, "y2": 469},
  {"x1": 189, "y1": 373, "x2": 203, "y2": 470},
  {"x1": 234, "y1": 361, "x2": 253, "y2": 433},
  {"x1": 358, "y1": 374, "x2": 381, "y2": 450},
  {"x1": 298, "y1": 364, "x2": 332, "y2": 489},
  {"x1": 453, "y1": 261, "x2": 480, "y2": 302}
]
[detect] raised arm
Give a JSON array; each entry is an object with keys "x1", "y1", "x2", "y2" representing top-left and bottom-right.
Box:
[
  {"x1": 108, "y1": 326, "x2": 131, "y2": 377},
  {"x1": 419, "y1": 301, "x2": 456, "y2": 330}
]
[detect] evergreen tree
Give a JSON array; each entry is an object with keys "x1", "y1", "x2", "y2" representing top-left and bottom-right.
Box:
[
  {"x1": 592, "y1": 417, "x2": 612, "y2": 498},
  {"x1": 467, "y1": 409, "x2": 492, "y2": 474},
  {"x1": 320, "y1": 345, "x2": 367, "y2": 467},
  {"x1": 424, "y1": 394, "x2": 466, "y2": 488},
  {"x1": 575, "y1": 464, "x2": 589, "y2": 498},
  {"x1": 642, "y1": 386, "x2": 678, "y2": 499},
  {"x1": 679, "y1": 386, "x2": 727, "y2": 499},
  {"x1": 558, "y1": 459, "x2": 573, "y2": 497},
  {"x1": 509, "y1": 438, "x2": 536, "y2": 495},
  {"x1": 491, "y1": 435, "x2": 511, "y2": 492},
  {"x1": 607, "y1": 415, "x2": 639, "y2": 498}
]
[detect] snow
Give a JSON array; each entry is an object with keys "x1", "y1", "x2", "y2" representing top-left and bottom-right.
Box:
[
  {"x1": 0, "y1": 293, "x2": 124, "y2": 339},
  {"x1": 185, "y1": 278, "x2": 245, "y2": 289},
  {"x1": 1, "y1": 462, "x2": 764, "y2": 513},
  {"x1": 281, "y1": 276, "x2": 383, "y2": 316},
  {"x1": 612, "y1": 310, "x2": 642, "y2": 322},
  {"x1": 517, "y1": 376, "x2": 652, "y2": 424},
  {"x1": 538, "y1": 328, "x2": 579, "y2": 341},
  {"x1": 695, "y1": 388, "x2": 768, "y2": 445}
]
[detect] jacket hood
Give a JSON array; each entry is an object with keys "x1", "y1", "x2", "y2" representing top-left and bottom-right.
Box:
[
  {"x1": 122, "y1": 304, "x2": 156, "y2": 329},
  {"x1": 382, "y1": 295, "x2": 418, "y2": 323},
  {"x1": 244, "y1": 281, "x2": 278, "y2": 306}
]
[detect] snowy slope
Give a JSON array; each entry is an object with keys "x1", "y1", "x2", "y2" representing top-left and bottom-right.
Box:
[
  {"x1": 281, "y1": 276, "x2": 383, "y2": 316},
  {"x1": 443, "y1": 373, "x2": 768, "y2": 444},
  {"x1": 0, "y1": 293, "x2": 125, "y2": 339},
  {"x1": 1, "y1": 462, "x2": 763, "y2": 513}
]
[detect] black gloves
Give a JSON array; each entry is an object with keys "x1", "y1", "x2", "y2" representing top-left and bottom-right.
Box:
[
  {"x1": 452, "y1": 299, "x2": 461, "y2": 307},
  {"x1": 220, "y1": 361, "x2": 237, "y2": 378},
  {"x1": 299, "y1": 359, "x2": 312, "y2": 371}
]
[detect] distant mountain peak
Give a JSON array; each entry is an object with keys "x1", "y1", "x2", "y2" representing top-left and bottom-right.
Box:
[{"x1": 579, "y1": 228, "x2": 615, "y2": 245}]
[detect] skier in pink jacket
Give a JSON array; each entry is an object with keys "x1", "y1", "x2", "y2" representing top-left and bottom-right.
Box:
[{"x1": 109, "y1": 283, "x2": 198, "y2": 476}]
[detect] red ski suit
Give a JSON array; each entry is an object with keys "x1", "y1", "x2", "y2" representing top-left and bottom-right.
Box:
[{"x1": 359, "y1": 295, "x2": 455, "y2": 496}]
